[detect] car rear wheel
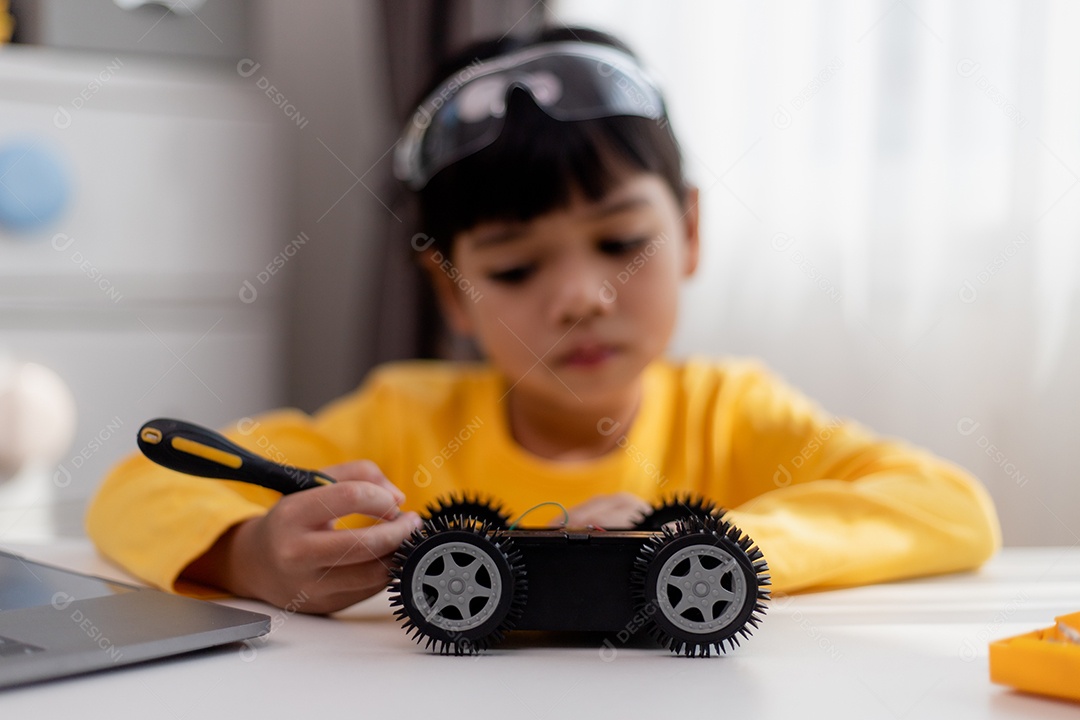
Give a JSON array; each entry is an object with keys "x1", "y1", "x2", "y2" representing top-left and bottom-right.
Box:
[
  {"x1": 633, "y1": 493, "x2": 721, "y2": 531},
  {"x1": 633, "y1": 515, "x2": 770, "y2": 656}
]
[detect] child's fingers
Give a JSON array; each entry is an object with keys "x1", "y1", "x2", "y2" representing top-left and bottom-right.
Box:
[
  {"x1": 302, "y1": 561, "x2": 406, "y2": 611},
  {"x1": 281, "y1": 513, "x2": 422, "y2": 613},
  {"x1": 330, "y1": 560, "x2": 402, "y2": 596},
  {"x1": 558, "y1": 492, "x2": 651, "y2": 527},
  {"x1": 313, "y1": 511, "x2": 423, "y2": 566},
  {"x1": 320, "y1": 459, "x2": 406, "y2": 505},
  {"x1": 282, "y1": 480, "x2": 402, "y2": 529}
]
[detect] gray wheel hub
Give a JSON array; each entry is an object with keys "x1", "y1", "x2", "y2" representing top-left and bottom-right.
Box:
[
  {"x1": 655, "y1": 544, "x2": 746, "y2": 634},
  {"x1": 410, "y1": 541, "x2": 502, "y2": 632}
]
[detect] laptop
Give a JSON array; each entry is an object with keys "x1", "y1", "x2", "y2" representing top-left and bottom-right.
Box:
[{"x1": 0, "y1": 548, "x2": 270, "y2": 689}]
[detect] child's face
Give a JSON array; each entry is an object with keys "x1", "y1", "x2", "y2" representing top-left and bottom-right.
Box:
[{"x1": 428, "y1": 172, "x2": 700, "y2": 408}]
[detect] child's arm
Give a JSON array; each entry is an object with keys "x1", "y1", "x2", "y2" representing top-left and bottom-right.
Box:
[{"x1": 716, "y1": 363, "x2": 1001, "y2": 593}]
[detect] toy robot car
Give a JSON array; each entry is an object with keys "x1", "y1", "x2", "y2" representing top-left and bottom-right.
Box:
[{"x1": 387, "y1": 494, "x2": 770, "y2": 657}]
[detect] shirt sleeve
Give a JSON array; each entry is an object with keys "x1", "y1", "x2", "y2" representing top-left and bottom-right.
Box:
[
  {"x1": 716, "y1": 363, "x2": 1002, "y2": 594},
  {"x1": 85, "y1": 371, "x2": 400, "y2": 595}
]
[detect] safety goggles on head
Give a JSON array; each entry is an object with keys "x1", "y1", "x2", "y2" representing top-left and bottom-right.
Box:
[{"x1": 393, "y1": 41, "x2": 669, "y2": 190}]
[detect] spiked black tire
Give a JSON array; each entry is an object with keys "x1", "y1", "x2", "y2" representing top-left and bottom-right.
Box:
[
  {"x1": 632, "y1": 492, "x2": 723, "y2": 531},
  {"x1": 631, "y1": 514, "x2": 769, "y2": 657},
  {"x1": 388, "y1": 515, "x2": 526, "y2": 655},
  {"x1": 424, "y1": 492, "x2": 512, "y2": 530}
]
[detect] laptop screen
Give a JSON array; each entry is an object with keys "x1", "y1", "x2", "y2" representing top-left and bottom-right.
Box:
[{"x1": 0, "y1": 552, "x2": 134, "y2": 613}]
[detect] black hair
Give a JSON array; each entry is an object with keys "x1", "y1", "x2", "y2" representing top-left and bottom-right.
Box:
[{"x1": 414, "y1": 26, "x2": 686, "y2": 257}]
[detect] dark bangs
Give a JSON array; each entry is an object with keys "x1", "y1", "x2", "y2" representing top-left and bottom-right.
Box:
[{"x1": 418, "y1": 87, "x2": 685, "y2": 256}]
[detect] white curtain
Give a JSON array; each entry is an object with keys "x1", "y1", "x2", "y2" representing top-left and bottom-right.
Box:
[{"x1": 554, "y1": 0, "x2": 1080, "y2": 546}]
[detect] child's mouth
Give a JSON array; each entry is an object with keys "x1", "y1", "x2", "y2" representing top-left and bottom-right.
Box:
[{"x1": 560, "y1": 344, "x2": 618, "y2": 368}]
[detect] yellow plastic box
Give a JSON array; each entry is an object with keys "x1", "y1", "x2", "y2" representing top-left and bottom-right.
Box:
[{"x1": 990, "y1": 611, "x2": 1080, "y2": 703}]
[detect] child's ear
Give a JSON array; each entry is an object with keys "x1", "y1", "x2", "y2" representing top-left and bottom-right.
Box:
[
  {"x1": 421, "y1": 248, "x2": 476, "y2": 337},
  {"x1": 681, "y1": 185, "x2": 701, "y2": 277}
]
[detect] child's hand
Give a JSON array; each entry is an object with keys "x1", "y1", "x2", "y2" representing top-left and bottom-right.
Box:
[
  {"x1": 189, "y1": 460, "x2": 423, "y2": 614},
  {"x1": 554, "y1": 492, "x2": 651, "y2": 529}
]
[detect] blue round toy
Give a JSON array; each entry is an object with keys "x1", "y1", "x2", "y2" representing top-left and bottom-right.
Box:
[{"x1": 0, "y1": 140, "x2": 72, "y2": 234}]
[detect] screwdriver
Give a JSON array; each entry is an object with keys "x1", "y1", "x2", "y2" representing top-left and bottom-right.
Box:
[{"x1": 136, "y1": 417, "x2": 336, "y2": 495}]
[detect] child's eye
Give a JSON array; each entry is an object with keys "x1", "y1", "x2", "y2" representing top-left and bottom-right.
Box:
[
  {"x1": 598, "y1": 237, "x2": 647, "y2": 255},
  {"x1": 487, "y1": 265, "x2": 536, "y2": 284}
]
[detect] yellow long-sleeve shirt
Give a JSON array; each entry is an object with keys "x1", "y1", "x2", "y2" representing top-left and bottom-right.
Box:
[{"x1": 86, "y1": 357, "x2": 1000, "y2": 596}]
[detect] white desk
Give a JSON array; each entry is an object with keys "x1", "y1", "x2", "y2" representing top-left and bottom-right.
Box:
[{"x1": 1, "y1": 541, "x2": 1078, "y2": 719}]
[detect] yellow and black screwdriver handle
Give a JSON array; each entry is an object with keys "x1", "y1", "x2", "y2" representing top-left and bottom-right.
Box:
[{"x1": 137, "y1": 418, "x2": 336, "y2": 495}]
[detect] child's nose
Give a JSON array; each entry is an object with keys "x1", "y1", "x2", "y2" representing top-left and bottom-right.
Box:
[{"x1": 549, "y1": 259, "x2": 613, "y2": 325}]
